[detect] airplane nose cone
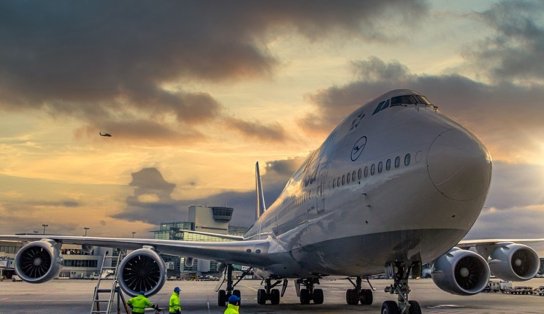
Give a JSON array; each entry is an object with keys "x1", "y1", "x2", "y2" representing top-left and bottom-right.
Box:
[{"x1": 427, "y1": 129, "x2": 492, "y2": 201}]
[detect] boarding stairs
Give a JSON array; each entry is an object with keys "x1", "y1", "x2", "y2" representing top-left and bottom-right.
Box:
[{"x1": 90, "y1": 250, "x2": 130, "y2": 314}]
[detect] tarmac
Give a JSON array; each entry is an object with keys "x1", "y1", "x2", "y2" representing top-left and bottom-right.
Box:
[{"x1": 0, "y1": 277, "x2": 543, "y2": 314}]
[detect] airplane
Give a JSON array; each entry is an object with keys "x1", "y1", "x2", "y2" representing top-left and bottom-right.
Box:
[
  {"x1": 2, "y1": 89, "x2": 543, "y2": 314},
  {"x1": 99, "y1": 131, "x2": 112, "y2": 137}
]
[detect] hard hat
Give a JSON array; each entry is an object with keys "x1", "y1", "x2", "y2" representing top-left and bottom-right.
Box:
[
  {"x1": 228, "y1": 294, "x2": 240, "y2": 303},
  {"x1": 174, "y1": 287, "x2": 181, "y2": 293}
]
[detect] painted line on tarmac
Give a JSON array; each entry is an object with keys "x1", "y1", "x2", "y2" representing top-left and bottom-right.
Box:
[{"x1": 239, "y1": 283, "x2": 258, "y2": 292}]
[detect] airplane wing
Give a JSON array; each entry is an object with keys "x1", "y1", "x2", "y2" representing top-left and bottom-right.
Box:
[
  {"x1": 458, "y1": 238, "x2": 544, "y2": 249},
  {"x1": 0, "y1": 234, "x2": 276, "y2": 266}
]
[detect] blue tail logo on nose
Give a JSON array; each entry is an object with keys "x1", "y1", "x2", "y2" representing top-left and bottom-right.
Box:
[{"x1": 351, "y1": 136, "x2": 367, "y2": 161}]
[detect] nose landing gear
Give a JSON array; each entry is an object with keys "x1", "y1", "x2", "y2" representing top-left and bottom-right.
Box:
[{"x1": 382, "y1": 261, "x2": 422, "y2": 314}]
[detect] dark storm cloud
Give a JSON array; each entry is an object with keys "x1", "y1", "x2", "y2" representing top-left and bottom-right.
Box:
[
  {"x1": 112, "y1": 157, "x2": 304, "y2": 226},
  {"x1": 465, "y1": 0, "x2": 544, "y2": 82},
  {"x1": 0, "y1": 0, "x2": 427, "y2": 143},
  {"x1": 224, "y1": 117, "x2": 287, "y2": 143}
]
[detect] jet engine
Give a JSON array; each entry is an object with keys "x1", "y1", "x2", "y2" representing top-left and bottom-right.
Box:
[
  {"x1": 488, "y1": 243, "x2": 539, "y2": 281},
  {"x1": 432, "y1": 248, "x2": 490, "y2": 295},
  {"x1": 14, "y1": 240, "x2": 62, "y2": 283},
  {"x1": 118, "y1": 248, "x2": 166, "y2": 297}
]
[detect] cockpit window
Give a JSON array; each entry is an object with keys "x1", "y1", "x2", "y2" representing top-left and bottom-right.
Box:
[
  {"x1": 391, "y1": 95, "x2": 418, "y2": 106},
  {"x1": 415, "y1": 95, "x2": 431, "y2": 105}
]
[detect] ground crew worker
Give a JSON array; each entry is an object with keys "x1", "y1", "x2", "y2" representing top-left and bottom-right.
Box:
[
  {"x1": 169, "y1": 286, "x2": 182, "y2": 313},
  {"x1": 127, "y1": 291, "x2": 157, "y2": 314},
  {"x1": 224, "y1": 294, "x2": 240, "y2": 314}
]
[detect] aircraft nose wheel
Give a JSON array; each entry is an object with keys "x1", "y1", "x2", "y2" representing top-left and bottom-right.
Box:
[{"x1": 382, "y1": 262, "x2": 422, "y2": 314}]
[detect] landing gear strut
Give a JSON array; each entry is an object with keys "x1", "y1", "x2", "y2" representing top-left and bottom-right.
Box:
[
  {"x1": 296, "y1": 278, "x2": 324, "y2": 304},
  {"x1": 257, "y1": 278, "x2": 284, "y2": 305},
  {"x1": 217, "y1": 264, "x2": 252, "y2": 306},
  {"x1": 382, "y1": 262, "x2": 421, "y2": 314},
  {"x1": 346, "y1": 276, "x2": 373, "y2": 305}
]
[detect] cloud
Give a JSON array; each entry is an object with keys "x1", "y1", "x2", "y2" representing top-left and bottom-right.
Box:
[
  {"x1": 112, "y1": 168, "x2": 184, "y2": 224},
  {"x1": 302, "y1": 57, "x2": 544, "y2": 162},
  {"x1": 0, "y1": 1, "x2": 428, "y2": 143},
  {"x1": 465, "y1": 0, "x2": 544, "y2": 83},
  {"x1": 112, "y1": 157, "x2": 304, "y2": 227},
  {"x1": 224, "y1": 117, "x2": 288, "y2": 142}
]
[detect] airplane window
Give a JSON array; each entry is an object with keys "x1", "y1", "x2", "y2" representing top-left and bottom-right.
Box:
[
  {"x1": 357, "y1": 168, "x2": 362, "y2": 180},
  {"x1": 378, "y1": 161, "x2": 383, "y2": 173},
  {"x1": 386, "y1": 159, "x2": 391, "y2": 171},
  {"x1": 372, "y1": 100, "x2": 386, "y2": 115},
  {"x1": 352, "y1": 171, "x2": 356, "y2": 182},
  {"x1": 415, "y1": 95, "x2": 431, "y2": 105},
  {"x1": 337, "y1": 177, "x2": 340, "y2": 187},
  {"x1": 370, "y1": 164, "x2": 375, "y2": 176},
  {"x1": 381, "y1": 99, "x2": 390, "y2": 110},
  {"x1": 346, "y1": 172, "x2": 351, "y2": 184},
  {"x1": 404, "y1": 153, "x2": 411, "y2": 166},
  {"x1": 332, "y1": 180, "x2": 335, "y2": 188},
  {"x1": 364, "y1": 166, "x2": 369, "y2": 177},
  {"x1": 391, "y1": 95, "x2": 418, "y2": 107},
  {"x1": 395, "y1": 156, "x2": 400, "y2": 168},
  {"x1": 342, "y1": 175, "x2": 345, "y2": 185}
]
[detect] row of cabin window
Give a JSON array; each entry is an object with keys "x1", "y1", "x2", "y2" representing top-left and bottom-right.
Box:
[{"x1": 332, "y1": 153, "x2": 412, "y2": 189}]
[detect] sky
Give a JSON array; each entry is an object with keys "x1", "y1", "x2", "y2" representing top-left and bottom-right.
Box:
[{"x1": 1, "y1": 0, "x2": 544, "y2": 244}]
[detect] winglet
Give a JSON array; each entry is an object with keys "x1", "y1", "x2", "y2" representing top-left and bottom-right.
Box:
[{"x1": 255, "y1": 162, "x2": 266, "y2": 220}]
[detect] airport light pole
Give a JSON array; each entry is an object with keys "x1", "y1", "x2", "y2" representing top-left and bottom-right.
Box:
[
  {"x1": 84, "y1": 227, "x2": 90, "y2": 236},
  {"x1": 42, "y1": 224, "x2": 48, "y2": 235}
]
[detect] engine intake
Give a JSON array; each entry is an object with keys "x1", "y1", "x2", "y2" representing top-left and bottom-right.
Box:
[
  {"x1": 118, "y1": 248, "x2": 166, "y2": 297},
  {"x1": 489, "y1": 243, "x2": 539, "y2": 281},
  {"x1": 432, "y1": 248, "x2": 490, "y2": 295},
  {"x1": 15, "y1": 240, "x2": 62, "y2": 283}
]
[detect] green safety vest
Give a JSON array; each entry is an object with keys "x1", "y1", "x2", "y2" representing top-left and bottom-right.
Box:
[
  {"x1": 169, "y1": 292, "x2": 182, "y2": 312},
  {"x1": 127, "y1": 294, "x2": 153, "y2": 314},
  {"x1": 223, "y1": 303, "x2": 239, "y2": 314}
]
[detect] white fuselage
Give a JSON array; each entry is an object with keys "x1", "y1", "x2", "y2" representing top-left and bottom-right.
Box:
[{"x1": 245, "y1": 89, "x2": 492, "y2": 278}]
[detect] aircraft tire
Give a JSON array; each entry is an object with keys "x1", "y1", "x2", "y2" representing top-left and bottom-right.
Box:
[
  {"x1": 346, "y1": 289, "x2": 358, "y2": 305},
  {"x1": 218, "y1": 290, "x2": 227, "y2": 307},
  {"x1": 300, "y1": 288, "x2": 311, "y2": 304},
  {"x1": 381, "y1": 300, "x2": 400, "y2": 314},
  {"x1": 313, "y1": 288, "x2": 324, "y2": 304},
  {"x1": 257, "y1": 289, "x2": 267, "y2": 305},
  {"x1": 360, "y1": 289, "x2": 373, "y2": 305},
  {"x1": 408, "y1": 300, "x2": 422, "y2": 314},
  {"x1": 271, "y1": 289, "x2": 280, "y2": 305}
]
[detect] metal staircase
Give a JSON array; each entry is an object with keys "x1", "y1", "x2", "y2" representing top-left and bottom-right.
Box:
[{"x1": 90, "y1": 250, "x2": 130, "y2": 314}]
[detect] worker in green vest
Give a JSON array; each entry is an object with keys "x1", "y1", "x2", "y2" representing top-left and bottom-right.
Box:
[
  {"x1": 127, "y1": 291, "x2": 157, "y2": 314},
  {"x1": 224, "y1": 294, "x2": 240, "y2": 314},
  {"x1": 169, "y1": 286, "x2": 182, "y2": 313}
]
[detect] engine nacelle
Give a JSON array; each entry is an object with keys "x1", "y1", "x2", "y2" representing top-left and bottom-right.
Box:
[
  {"x1": 14, "y1": 240, "x2": 62, "y2": 283},
  {"x1": 432, "y1": 248, "x2": 490, "y2": 295},
  {"x1": 489, "y1": 243, "x2": 539, "y2": 281},
  {"x1": 118, "y1": 248, "x2": 166, "y2": 297}
]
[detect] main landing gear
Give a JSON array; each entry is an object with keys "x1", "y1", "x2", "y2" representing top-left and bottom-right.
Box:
[
  {"x1": 257, "y1": 278, "x2": 287, "y2": 305},
  {"x1": 217, "y1": 264, "x2": 252, "y2": 306},
  {"x1": 346, "y1": 276, "x2": 373, "y2": 305},
  {"x1": 295, "y1": 278, "x2": 324, "y2": 304},
  {"x1": 381, "y1": 262, "x2": 422, "y2": 314}
]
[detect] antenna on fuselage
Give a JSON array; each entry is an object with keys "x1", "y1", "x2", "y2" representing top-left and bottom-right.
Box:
[{"x1": 255, "y1": 162, "x2": 266, "y2": 220}]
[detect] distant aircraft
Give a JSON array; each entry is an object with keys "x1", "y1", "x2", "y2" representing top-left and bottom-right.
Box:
[
  {"x1": 99, "y1": 131, "x2": 112, "y2": 137},
  {"x1": 2, "y1": 89, "x2": 543, "y2": 314}
]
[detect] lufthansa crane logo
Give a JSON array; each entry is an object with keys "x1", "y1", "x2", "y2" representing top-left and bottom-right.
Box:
[{"x1": 351, "y1": 136, "x2": 367, "y2": 161}]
